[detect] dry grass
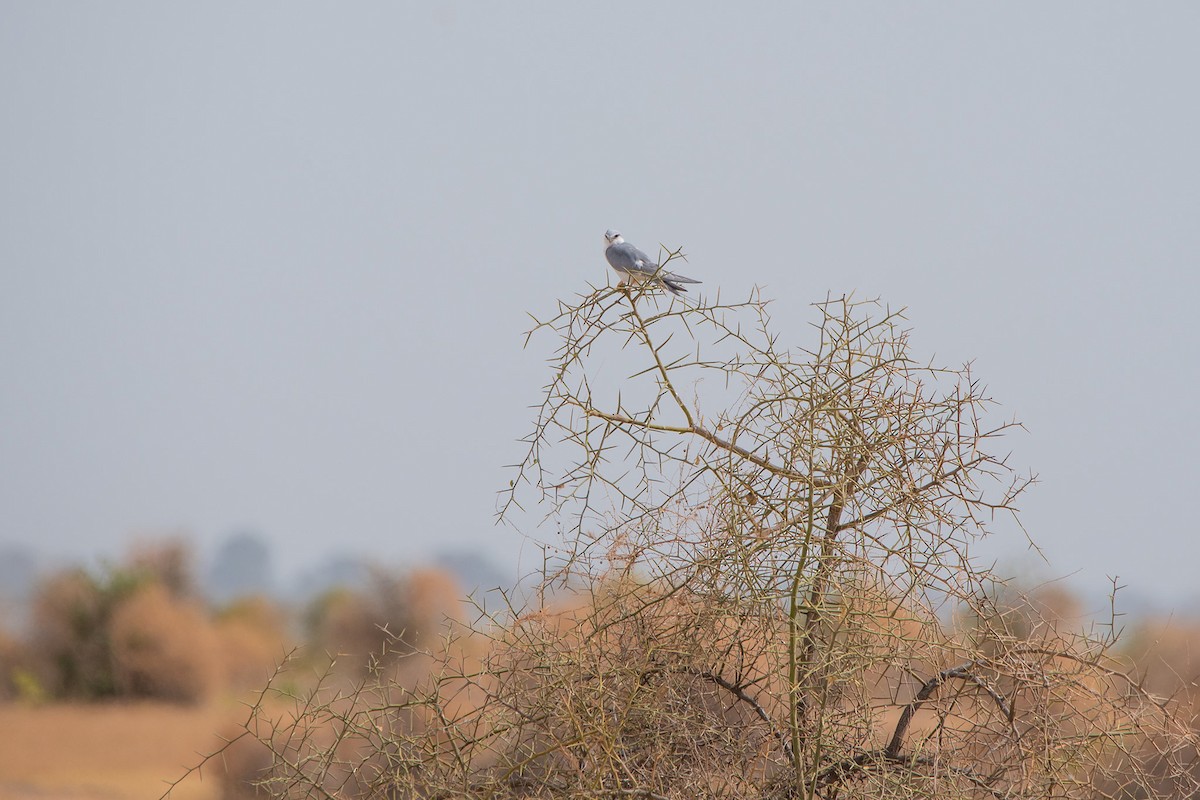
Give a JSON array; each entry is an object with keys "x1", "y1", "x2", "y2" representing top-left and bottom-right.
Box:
[{"x1": 0, "y1": 701, "x2": 238, "y2": 800}]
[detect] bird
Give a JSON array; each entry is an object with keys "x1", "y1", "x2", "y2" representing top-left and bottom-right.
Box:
[{"x1": 603, "y1": 229, "x2": 701, "y2": 296}]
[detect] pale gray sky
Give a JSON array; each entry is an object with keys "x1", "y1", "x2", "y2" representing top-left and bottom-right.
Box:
[{"x1": 1, "y1": 4, "x2": 1197, "y2": 607}]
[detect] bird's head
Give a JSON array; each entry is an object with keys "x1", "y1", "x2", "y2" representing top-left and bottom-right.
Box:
[{"x1": 604, "y1": 229, "x2": 624, "y2": 247}]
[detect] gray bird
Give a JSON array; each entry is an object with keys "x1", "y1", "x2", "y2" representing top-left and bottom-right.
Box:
[{"x1": 604, "y1": 229, "x2": 701, "y2": 296}]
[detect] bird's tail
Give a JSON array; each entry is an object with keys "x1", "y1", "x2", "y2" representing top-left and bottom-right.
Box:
[{"x1": 662, "y1": 273, "x2": 701, "y2": 295}]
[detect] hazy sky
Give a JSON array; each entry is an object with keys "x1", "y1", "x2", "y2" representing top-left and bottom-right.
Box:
[{"x1": 1, "y1": 5, "x2": 1197, "y2": 608}]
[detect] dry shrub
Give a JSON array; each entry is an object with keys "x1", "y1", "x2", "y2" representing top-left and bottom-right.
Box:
[
  {"x1": 186, "y1": 624, "x2": 484, "y2": 799},
  {"x1": 185, "y1": 574, "x2": 952, "y2": 797},
  {"x1": 183, "y1": 576, "x2": 1200, "y2": 799},
  {"x1": 1123, "y1": 617, "x2": 1200, "y2": 697},
  {"x1": 305, "y1": 567, "x2": 461, "y2": 679},
  {"x1": 110, "y1": 582, "x2": 219, "y2": 703},
  {"x1": 1121, "y1": 617, "x2": 1200, "y2": 736},
  {"x1": 28, "y1": 568, "x2": 114, "y2": 698},
  {"x1": 0, "y1": 630, "x2": 14, "y2": 702},
  {"x1": 22, "y1": 541, "x2": 286, "y2": 703},
  {"x1": 214, "y1": 596, "x2": 292, "y2": 691},
  {"x1": 0, "y1": 626, "x2": 34, "y2": 703},
  {"x1": 172, "y1": 288, "x2": 1200, "y2": 799},
  {"x1": 26, "y1": 542, "x2": 205, "y2": 701},
  {"x1": 487, "y1": 579, "x2": 792, "y2": 795},
  {"x1": 128, "y1": 537, "x2": 197, "y2": 598},
  {"x1": 211, "y1": 723, "x2": 275, "y2": 800},
  {"x1": 975, "y1": 581, "x2": 1087, "y2": 647},
  {"x1": 404, "y1": 568, "x2": 463, "y2": 645}
]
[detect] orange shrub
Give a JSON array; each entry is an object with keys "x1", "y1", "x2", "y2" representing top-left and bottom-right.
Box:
[
  {"x1": 109, "y1": 583, "x2": 219, "y2": 704},
  {"x1": 127, "y1": 537, "x2": 196, "y2": 598},
  {"x1": 213, "y1": 596, "x2": 292, "y2": 691},
  {"x1": 305, "y1": 568, "x2": 462, "y2": 677}
]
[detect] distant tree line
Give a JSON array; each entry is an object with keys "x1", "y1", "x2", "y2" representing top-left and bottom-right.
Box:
[{"x1": 0, "y1": 539, "x2": 463, "y2": 706}]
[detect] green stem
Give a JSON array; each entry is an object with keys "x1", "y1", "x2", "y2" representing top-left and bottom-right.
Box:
[{"x1": 788, "y1": 508, "x2": 815, "y2": 783}]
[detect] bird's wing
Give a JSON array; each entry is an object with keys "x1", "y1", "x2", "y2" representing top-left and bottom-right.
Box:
[{"x1": 606, "y1": 242, "x2": 659, "y2": 275}]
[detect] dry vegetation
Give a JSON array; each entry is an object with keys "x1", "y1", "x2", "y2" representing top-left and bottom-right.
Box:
[
  {"x1": 0, "y1": 548, "x2": 468, "y2": 799},
  {"x1": 3, "y1": 279, "x2": 1199, "y2": 800},
  {"x1": 152, "y1": 279, "x2": 1199, "y2": 799},
  {"x1": 0, "y1": 541, "x2": 287, "y2": 705}
]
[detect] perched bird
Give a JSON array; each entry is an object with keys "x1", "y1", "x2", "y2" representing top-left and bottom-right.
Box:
[{"x1": 604, "y1": 229, "x2": 701, "y2": 296}]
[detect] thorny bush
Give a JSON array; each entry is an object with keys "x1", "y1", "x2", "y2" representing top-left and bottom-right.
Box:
[{"x1": 173, "y1": 269, "x2": 1199, "y2": 799}]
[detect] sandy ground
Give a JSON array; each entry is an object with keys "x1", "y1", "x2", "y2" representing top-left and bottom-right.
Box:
[{"x1": 0, "y1": 702, "x2": 242, "y2": 800}]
